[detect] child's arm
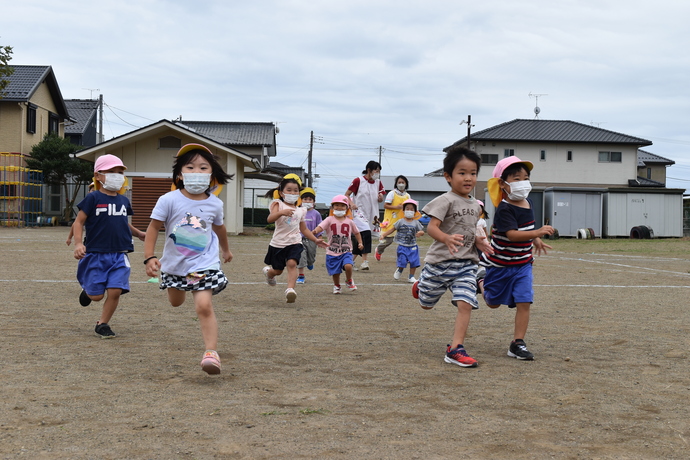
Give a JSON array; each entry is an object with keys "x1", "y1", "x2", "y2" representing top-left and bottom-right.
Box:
[
  {"x1": 533, "y1": 237, "x2": 553, "y2": 256},
  {"x1": 72, "y1": 210, "x2": 88, "y2": 259},
  {"x1": 299, "y1": 221, "x2": 328, "y2": 248},
  {"x1": 505, "y1": 225, "x2": 554, "y2": 242},
  {"x1": 212, "y1": 223, "x2": 233, "y2": 263},
  {"x1": 353, "y1": 226, "x2": 364, "y2": 250},
  {"x1": 380, "y1": 227, "x2": 395, "y2": 239},
  {"x1": 129, "y1": 223, "x2": 146, "y2": 241},
  {"x1": 66, "y1": 224, "x2": 75, "y2": 246},
  {"x1": 266, "y1": 200, "x2": 293, "y2": 223},
  {"x1": 426, "y1": 216, "x2": 463, "y2": 254},
  {"x1": 143, "y1": 219, "x2": 163, "y2": 276}
]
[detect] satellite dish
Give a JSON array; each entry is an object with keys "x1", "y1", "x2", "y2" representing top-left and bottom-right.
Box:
[{"x1": 534, "y1": 106, "x2": 541, "y2": 115}]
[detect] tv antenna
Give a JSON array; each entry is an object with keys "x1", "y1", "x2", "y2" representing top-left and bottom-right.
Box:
[
  {"x1": 529, "y1": 92, "x2": 547, "y2": 118},
  {"x1": 83, "y1": 88, "x2": 100, "y2": 99}
]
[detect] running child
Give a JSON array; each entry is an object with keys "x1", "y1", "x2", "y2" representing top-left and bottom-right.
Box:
[
  {"x1": 480, "y1": 156, "x2": 554, "y2": 361},
  {"x1": 312, "y1": 195, "x2": 364, "y2": 294},
  {"x1": 296, "y1": 187, "x2": 323, "y2": 284},
  {"x1": 143, "y1": 143, "x2": 233, "y2": 375},
  {"x1": 379, "y1": 198, "x2": 424, "y2": 283},
  {"x1": 72, "y1": 155, "x2": 146, "y2": 338},
  {"x1": 411, "y1": 146, "x2": 492, "y2": 368},
  {"x1": 263, "y1": 175, "x2": 328, "y2": 303},
  {"x1": 375, "y1": 175, "x2": 411, "y2": 261}
]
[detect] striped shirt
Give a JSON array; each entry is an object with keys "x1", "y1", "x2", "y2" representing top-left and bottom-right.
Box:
[{"x1": 480, "y1": 199, "x2": 535, "y2": 268}]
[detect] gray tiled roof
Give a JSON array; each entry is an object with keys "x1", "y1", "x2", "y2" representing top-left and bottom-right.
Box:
[
  {"x1": 637, "y1": 149, "x2": 674, "y2": 167},
  {"x1": 174, "y1": 120, "x2": 276, "y2": 147},
  {"x1": 1, "y1": 65, "x2": 69, "y2": 118},
  {"x1": 447, "y1": 119, "x2": 652, "y2": 148},
  {"x1": 64, "y1": 99, "x2": 99, "y2": 134}
]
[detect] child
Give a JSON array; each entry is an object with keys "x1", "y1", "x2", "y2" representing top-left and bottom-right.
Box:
[
  {"x1": 296, "y1": 187, "x2": 323, "y2": 284},
  {"x1": 379, "y1": 198, "x2": 424, "y2": 283},
  {"x1": 375, "y1": 175, "x2": 411, "y2": 261},
  {"x1": 411, "y1": 146, "x2": 492, "y2": 368},
  {"x1": 312, "y1": 195, "x2": 364, "y2": 294},
  {"x1": 480, "y1": 156, "x2": 554, "y2": 361},
  {"x1": 475, "y1": 199, "x2": 488, "y2": 297},
  {"x1": 263, "y1": 175, "x2": 327, "y2": 303},
  {"x1": 72, "y1": 155, "x2": 146, "y2": 338},
  {"x1": 143, "y1": 143, "x2": 233, "y2": 375}
]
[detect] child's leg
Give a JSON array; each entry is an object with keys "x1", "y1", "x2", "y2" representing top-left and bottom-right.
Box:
[
  {"x1": 98, "y1": 288, "x2": 121, "y2": 324},
  {"x1": 343, "y1": 264, "x2": 353, "y2": 281},
  {"x1": 409, "y1": 266, "x2": 416, "y2": 277},
  {"x1": 450, "y1": 300, "x2": 472, "y2": 348},
  {"x1": 193, "y1": 290, "x2": 217, "y2": 351},
  {"x1": 167, "y1": 288, "x2": 186, "y2": 307},
  {"x1": 514, "y1": 302, "x2": 530, "y2": 341},
  {"x1": 285, "y1": 259, "x2": 298, "y2": 289},
  {"x1": 333, "y1": 273, "x2": 341, "y2": 286}
]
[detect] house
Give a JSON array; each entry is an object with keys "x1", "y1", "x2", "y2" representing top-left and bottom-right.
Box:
[
  {"x1": 73, "y1": 119, "x2": 259, "y2": 234},
  {"x1": 0, "y1": 65, "x2": 71, "y2": 156},
  {"x1": 64, "y1": 99, "x2": 100, "y2": 147}
]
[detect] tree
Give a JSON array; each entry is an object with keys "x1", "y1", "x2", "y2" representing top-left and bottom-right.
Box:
[
  {"x1": 0, "y1": 44, "x2": 13, "y2": 99},
  {"x1": 25, "y1": 134, "x2": 94, "y2": 222}
]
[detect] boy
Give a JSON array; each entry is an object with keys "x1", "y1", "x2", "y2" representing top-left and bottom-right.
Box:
[
  {"x1": 72, "y1": 154, "x2": 145, "y2": 338},
  {"x1": 481, "y1": 156, "x2": 554, "y2": 360},
  {"x1": 296, "y1": 187, "x2": 323, "y2": 284},
  {"x1": 379, "y1": 199, "x2": 424, "y2": 283},
  {"x1": 412, "y1": 146, "x2": 492, "y2": 368}
]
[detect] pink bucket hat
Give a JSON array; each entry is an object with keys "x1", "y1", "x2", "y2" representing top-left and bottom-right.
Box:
[
  {"x1": 331, "y1": 194, "x2": 350, "y2": 207},
  {"x1": 488, "y1": 156, "x2": 533, "y2": 207},
  {"x1": 94, "y1": 154, "x2": 126, "y2": 172}
]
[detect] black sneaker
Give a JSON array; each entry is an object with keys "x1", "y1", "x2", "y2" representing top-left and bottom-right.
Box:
[
  {"x1": 94, "y1": 323, "x2": 116, "y2": 339},
  {"x1": 508, "y1": 339, "x2": 534, "y2": 360},
  {"x1": 79, "y1": 289, "x2": 92, "y2": 307}
]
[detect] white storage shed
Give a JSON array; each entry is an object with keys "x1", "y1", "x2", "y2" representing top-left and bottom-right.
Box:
[
  {"x1": 602, "y1": 188, "x2": 684, "y2": 238},
  {"x1": 543, "y1": 187, "x2": 605, "y2": 238}
]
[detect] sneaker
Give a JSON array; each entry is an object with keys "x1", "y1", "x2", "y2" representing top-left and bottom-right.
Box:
[
  {"x1": 508, "y1": 339, "x2": 534, "y2": 360},
  {"x1": 285, "y1": 288, "x2": 297, "y2": 303},
  {"x1": 393, "y1": 268, "x2": 402, "y2": 280},
  {"x1": 79, "y1": 289, "x2": 92, "y2": 307},
  {"x1": 200, "y1": 350, "x2": 221, "y2": 375},
  {"x1": 307, "y1": 265, "x2": 314, "y2": 270},
  {"x1": 360, "y1": 260, "x2": 370, "y2": 271},
  {"x1": 94, "y1": 323, "x2": 116, "y2": 339},
  {"x1": 346, "y1": 279, "x2": 357, "y2": 291},
  {"x1": 333, "y1": 285, "x2": 341, "y2": 294},
  {"x1": 263, "y1": 266, "x2": 276, "y2": 286},
  {"x1": 444, "y1": 344, "x2": 478, "y2": 368},
  {"x1": 408, "y1": 275, "x2": 417, "y2": 283},
  {"x1": 296, "y1": 275, "x2": 306, "y2": 284},
  {"x1": 374, "y1": 248, "x2": 381, "y2": 261}
]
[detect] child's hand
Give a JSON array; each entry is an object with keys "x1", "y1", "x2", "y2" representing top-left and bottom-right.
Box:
[
  {"x1": 358, "y1": 242, "x2": 364, "y2": 250},
  {"x1": 282, "y1": 208, "x2": 295, "y2": 217},
  {"x1": 66, "y1": 237, "x2": 72, "y2": 246},
  {"x1": 137, "y1": 232, "x2": 146, "y2": 242},
  {"x1": 538, "y1": 225, "x2": 555, "y2": 238},
  {"x1": 443, "y1": 233, "x2": 464, "y2": 254},
  {"x1": 475, "y1": 235, "x2": 494, "y2": 255},
  {"x1": 221, "y1": 250, "x2": 233, "y2": 263},
  {"x1": 316, "y1": 239, "x2": 329, "y2": 249},
  {"x1": 73, "y1": 243, "x2": 86, "y2": 260},
  {"x1": 416, "y1": 231, "x2": 425, "y2": 237},
  {"x1": 145, "y1": 258, "x2": 161, "y2": 277},
  {"x1": 533, "y1": 237, "x2": 552, "y2": 256}
]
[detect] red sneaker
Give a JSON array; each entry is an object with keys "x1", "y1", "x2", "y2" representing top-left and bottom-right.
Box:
[
  {"x1": 444, "y1": 344, "x2": 478, "y2": 368},
  {"x1": 374, "y1": 249, "x2": 381, "y2": 261},
  {"x1": 412, "y1": 280, "x2": 420, "y2": 299}
]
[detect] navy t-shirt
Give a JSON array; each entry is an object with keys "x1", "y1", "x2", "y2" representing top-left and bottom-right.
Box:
[
  {"x1": 480, "y1": 199, "x2": 535, "y2": 267},
  {"x1": 77, "y1": 191, "x2": 134, "y2": 253}
]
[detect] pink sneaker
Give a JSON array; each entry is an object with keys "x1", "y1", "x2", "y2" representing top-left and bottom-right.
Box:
[{"x1": 201, "y1": 350, "x2": 221, "y2": 375}]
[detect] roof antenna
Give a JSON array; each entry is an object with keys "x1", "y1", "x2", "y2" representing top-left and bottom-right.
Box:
[
  {"x1": 82, "y1": 88, "x2": 100, "y2": 100},
  {"x1": 529, "y1": 92, "x2": 547, "y2": 119}
]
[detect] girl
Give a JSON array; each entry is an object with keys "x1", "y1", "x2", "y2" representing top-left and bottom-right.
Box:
[
  {"x1": 375, "y1": 175, "x2": 411, "y2": 261},
  {"x1": 143, "y1": 143, "x2": 233, "y2": 375},
  {"x1": 312, "y1": 195, "x2": 364, "y2": 294},
  {"x1": 263, "y1": 175, "x2": 327, "y2": 303}
]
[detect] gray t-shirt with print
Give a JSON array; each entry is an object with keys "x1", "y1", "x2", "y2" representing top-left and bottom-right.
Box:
[{"x1": 422, "y1": 191, "x2": 481, "y2": 265}]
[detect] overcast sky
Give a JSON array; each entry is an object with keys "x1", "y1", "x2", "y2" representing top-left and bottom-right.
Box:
[{"x1": 4, "y1": 0, "x2": 689, "y2": 200}]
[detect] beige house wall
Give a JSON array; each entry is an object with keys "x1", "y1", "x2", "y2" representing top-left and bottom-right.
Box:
[
  {"x1": 637, "y1": 165, "x2": 667, "y2": 184},
  {"x1": 0, "y1": 102, "x2": 23, "y2": 152}
]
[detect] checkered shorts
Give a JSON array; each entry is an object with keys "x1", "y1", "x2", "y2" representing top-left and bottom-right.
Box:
[{"x1": 160, "y1": 269, "x2": 228, "y2": 295}]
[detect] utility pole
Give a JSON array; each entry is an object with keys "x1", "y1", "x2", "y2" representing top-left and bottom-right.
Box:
[
  {"x1": 378, "y1": 146, "x2": 382, "y2": 164},
  {"x1": 459, "y1": 115, "x2": 474, "y2": 149},
  {"x1": 98, "y1": 94, "x2": 104, "y2": 143},
  {"x1": 307, "y1": 131, "x2": 314, "y2": 188}
]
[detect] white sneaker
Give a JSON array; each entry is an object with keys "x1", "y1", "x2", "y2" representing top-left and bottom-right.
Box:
[
  {"x1": 393, "y1": 269, "x2": 402, "y2": 280},
  {"x1": 285, "y1": 288, "x2": 297, "y2": 303},
  {"x1": 408, "y1": 275, "x2": 417, "y2": 283},
  {"x1": 263, "y1": 266, "x2": 276, "y2": 286},
  {"x1": 333, "y1": 285, "x2": 341, "y2": 294},
  {"x1": 360, "y1": 260, "x2": 370, "y2": 270}
]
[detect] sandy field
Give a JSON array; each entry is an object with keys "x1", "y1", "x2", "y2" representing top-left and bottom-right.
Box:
[{"x1": 0, "y1": 226, "x2": 689, "y2": 459}]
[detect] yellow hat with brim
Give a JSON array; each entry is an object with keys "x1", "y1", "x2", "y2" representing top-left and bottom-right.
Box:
[{"x1": 172, "y1": 144, "x2": 223, "y2": 196}]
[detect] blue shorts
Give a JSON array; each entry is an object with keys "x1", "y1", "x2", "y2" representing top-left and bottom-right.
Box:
[
  {"x1": 264, "y1": 243, "x2": 304, "y2": 271},
  {"x1": 483, "y1": 263, "x2": 534, "y2": 307},
  {"x1": 396, "y1": 245, "x2": 420, "y2": 269},
  {"x1": 326, "y1": 253, "x2": 354, "y2": 276},
  {"x1": 417, "y1": 259, "x2": 477, "y2": 309},
  {"x1": 77, "y1": 252, "x2": 131, "y2": 295}
]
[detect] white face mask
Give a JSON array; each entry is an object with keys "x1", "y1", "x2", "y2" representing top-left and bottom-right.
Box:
[
  {"x1": 404, "y1": 210, "x2": 415, "y2": 219},
  {"x1": 302, "y1": 202, "x2": 314, "y2": 209},
  {"x1": 182, "y1": 173, "x2": 211, "y2": 194},
  {"x1": 397, "y1": 183, "x2": 406, "y2": 191},
  {"x1": 100, "y1": 173, "x2": 125, "y2": 192},
  {"x1": 507, "y1": 180, "x2": 532, "y2": 201},
  {"x1": 333, "y1": 210, "x2": 346, "y2": 217},
  {"x1": 283, "y1": 193, "x2": 299, "y2": 204},
  {"x1": 371, "y1": 172, "x2": 380, "y2": 181}
]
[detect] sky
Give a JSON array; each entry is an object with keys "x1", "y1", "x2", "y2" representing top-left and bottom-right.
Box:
[{"x1": 3, "y1": 0, "x2": 690, "y2": 200}]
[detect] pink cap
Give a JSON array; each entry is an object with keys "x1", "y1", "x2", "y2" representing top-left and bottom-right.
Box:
[
  {"x1": 94, "y1": 154, "x2": 126, "y2": 172},
  {"x1": 492, "y1": 156, "x2": 533, "y2": 179},
  {"x1": 331, "y1": 194, "x2": 350, "y2": 207},
  {"x1": 402, "y1": 198, "x2": 418, "y2": 210}
]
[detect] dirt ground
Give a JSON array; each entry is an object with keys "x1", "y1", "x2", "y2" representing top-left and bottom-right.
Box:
[{"x1": 0, "y1": 226, "x2": 689, "y2": 459}]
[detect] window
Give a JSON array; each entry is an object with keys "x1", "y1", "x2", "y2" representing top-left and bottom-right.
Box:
[
  {"x1": 48, "y1": 112, "x2": 59, "y2": 135},
  {"x1": 647, "y1": 167, "x2": 652, "y2": 179},
  {"x1": 26, "y1": 103, "x2": 37, "y2": 134},
  {"x1": 480, "y1": 154, "x2": 498, "y2": 165},
  {"x1": 504, "y1": 149, "x2": 514, "y2": 157},
  {"x1": 540, "y1": 150, "x2": 546, "y2": 161},
  {"x1": 159, "y1": 136, "x2": 182, "y2": 149},
  {"x1": 567, "y1": 150, "x2": 573, "y2": 162},
  {"x1": 598, "y1": 151, "x2": 622, "y2": 163}
]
